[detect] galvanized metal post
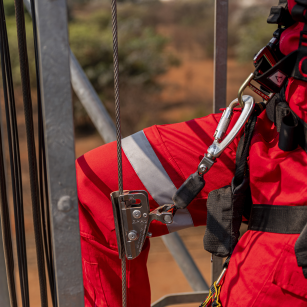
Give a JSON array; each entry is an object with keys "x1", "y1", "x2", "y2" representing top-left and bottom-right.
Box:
[
  {"x1": 213, "y1": 0, "x2": 228, "y2": 113},
  {"x1": 212, "y1": 0, "x2": 228, "y2": 282},
  {"x1": 70, "y1": 52, "x2": 116, "y2": 143},
  {"x1": 23, "y1": 0, "x2": 116, "y2": 145},
  {"x1": 34, "y1": 0, "x2": 84, "y2": 306}
]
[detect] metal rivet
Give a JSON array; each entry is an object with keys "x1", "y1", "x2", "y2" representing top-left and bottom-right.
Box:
[
  {"x1": 57, "y1": 195, "x2": 72, "y2": 212},
  {"x1": 164, "y1": 215, "x2": 172, "y2": 223},
  {"x1": 199, "y1": 164, "x2": 207, "y2": 173},
  {"x1": 132, "y1": 210, "x2": 141, "y2": 219},
  {"x1": 143, "y1": 213, "x2": 148, "y2": 218},
  {"x1": 128, "y1": 230, "x2": 139, "y2": 241}
]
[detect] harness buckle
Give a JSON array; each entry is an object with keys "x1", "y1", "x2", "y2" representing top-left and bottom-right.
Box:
[{"x1": 111, "y1": 190, "x2": 173, "y2": 260}]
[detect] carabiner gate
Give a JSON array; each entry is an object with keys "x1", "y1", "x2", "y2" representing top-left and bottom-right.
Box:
[{"x1": 198, "y1": 75, "x2": 256, "y2": 175}]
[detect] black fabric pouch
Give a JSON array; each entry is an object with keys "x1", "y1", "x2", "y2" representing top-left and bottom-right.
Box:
[
  {"x1": 203, "y1": 110, "x2": 259, "y2": 258},
  {"x1": 203, "y1": 177, "x2": 251, "y2": 258}
]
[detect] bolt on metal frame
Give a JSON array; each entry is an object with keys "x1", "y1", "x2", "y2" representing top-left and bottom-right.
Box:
[{"x1": 34, "y1": 0, "x2": 84, "y2": 305}]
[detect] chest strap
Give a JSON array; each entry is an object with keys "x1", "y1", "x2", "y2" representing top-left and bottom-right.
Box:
[{"x1": 248, "y1": 205, "x2": 307, "y2": 234}]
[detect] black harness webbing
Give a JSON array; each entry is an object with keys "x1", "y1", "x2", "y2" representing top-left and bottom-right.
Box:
[{"x1": 248, "y1": 205, "x2": 307, "y2": 234}]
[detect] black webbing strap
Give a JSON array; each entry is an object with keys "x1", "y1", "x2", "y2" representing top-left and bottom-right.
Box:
[
  {"x1": 248, "y1": 205, "x2": 307, "y2": 234},
  {"x1": 232, "y1": 103, "x2": 265, "y2": 221},
  {"x1": 253, "y1": 50, "x2": 297, "y2": 94},
  {"x1": 291, "y1": 0, "x2": 307, "y2": 23},
  {"x1": 233, "y1": 104, "x2": 265, "y2": 188},
  {"x1": 233, "y1": 114, "x2": 257, "y2": 188}
]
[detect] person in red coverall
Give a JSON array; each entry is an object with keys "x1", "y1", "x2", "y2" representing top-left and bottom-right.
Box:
[{"x1": 76, "y1": 0, "x2": 307, "y2": 306}]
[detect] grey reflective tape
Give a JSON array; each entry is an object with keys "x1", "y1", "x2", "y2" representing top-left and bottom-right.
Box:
[{"x1": 122, "y1": 130, "x2": 194, "y2": 233}]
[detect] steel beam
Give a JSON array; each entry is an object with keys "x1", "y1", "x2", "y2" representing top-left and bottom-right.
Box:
[
  {"x1": 151, "y1": 291, "x2": 209, "y2": 307},
  {"x1": 34, "y1": 0, "x2": 84, "y2": 306},
  {"x1": 70, "y1": 52, "x2": 116, "y2": 143},
  {"x1": 213, "y1": 0, "x2": 228, "y2": 113},
  {"x1": 161, "y1": 232, "x2": 209, "y2": 292},
  {"x1": 212, "y1": 0, "x2": 228, "y2": 282},
  {"x1": 23, "y1": 0, "x2": 116, "y2": 145}
]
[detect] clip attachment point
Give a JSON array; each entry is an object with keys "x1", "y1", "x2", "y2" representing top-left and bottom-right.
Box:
[{"x1": 111, "y1": 190, "x2": 173, "y2": 260}]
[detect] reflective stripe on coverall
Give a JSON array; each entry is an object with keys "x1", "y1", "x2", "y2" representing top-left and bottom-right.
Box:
[{"x1": 76, "y1": 1, "x2": 307, "y2": 305}]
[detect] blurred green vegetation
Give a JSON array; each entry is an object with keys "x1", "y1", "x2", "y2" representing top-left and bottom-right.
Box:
[
  {"x1": 2, "y1": 0, "x2": 279, "y2": 135},
  {"x1": 69, "y1": 9, "x2": 174, "y2": 97},
  {"x1": 233, "y1": 6, "x2": 277, "y2": 62}
]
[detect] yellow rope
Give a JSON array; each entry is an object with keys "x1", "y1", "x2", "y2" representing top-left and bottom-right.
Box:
[{"x1": 200, "y1": 282, "x2": 222, "y2": 307}]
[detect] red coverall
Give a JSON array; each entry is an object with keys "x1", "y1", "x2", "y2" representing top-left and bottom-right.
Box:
[{"x1": 76, "y1": 1, "x2": 307, "y2": 305}]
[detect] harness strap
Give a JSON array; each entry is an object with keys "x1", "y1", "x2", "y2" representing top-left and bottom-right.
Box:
[
  {"x1": 253, "y1": 50, "x2": 297, "y2": 94},
  {"x1": 233, "y1": 103, "x2": 265, "y2": 221},
  {"x1": 248, "y1": 205, "x2": 307, "y2": 234}
]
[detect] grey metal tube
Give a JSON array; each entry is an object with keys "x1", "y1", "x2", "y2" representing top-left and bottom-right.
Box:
[
  {"x1": 212, "y1": 0, "x2": 228, "y2": 282},
  {"x1": 213, "y1": 0, "x2": 228, "y2": 113},
  {"x1": 35, "y1": 0, "x2": 85, "y2": 305},
  {"x1": 161, "y1": 232, "x2": 209, "y2": 292},
  {"x1": 23, "y1": 0, "x2": 116, "y2": 144},
  {"x1": 70, "y1": 52, "x2": 116, "y2": 143}
]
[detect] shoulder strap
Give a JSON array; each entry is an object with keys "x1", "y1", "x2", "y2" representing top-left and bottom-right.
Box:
[{"x1": 232, "y1": 104, "x2": 265, "y2": 221}]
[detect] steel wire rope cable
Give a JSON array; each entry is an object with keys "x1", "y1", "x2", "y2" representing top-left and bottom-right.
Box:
[
  {"x1": 0, "y1": 23, "x2": 18, "y2": 307},
  {"x1": 1, "y1": 4, "x2": 30, "y2": 307},
  {"x1": 111, "y1": 0, "x2": 127, "y2": 305},
  {"x1": 28, "y1": 0, "x2": 57, "y2": 305},
  {"x1": 0, "y1": 117, "x2": 17, "y2": 307},
  {"x1": 14, "y1": 0, "x2": 48, "y2": 306},
  {"x1": 0, "y1": 5, "x2": 18, "y2": 307},
  {"x1": 0, "y1": 0, "x2": 30, "y2": 305}
]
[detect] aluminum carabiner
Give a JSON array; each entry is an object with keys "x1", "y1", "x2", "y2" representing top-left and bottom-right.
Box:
[{"x1": 198, "y1": 77, "x2": 256, "y2": 175}]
